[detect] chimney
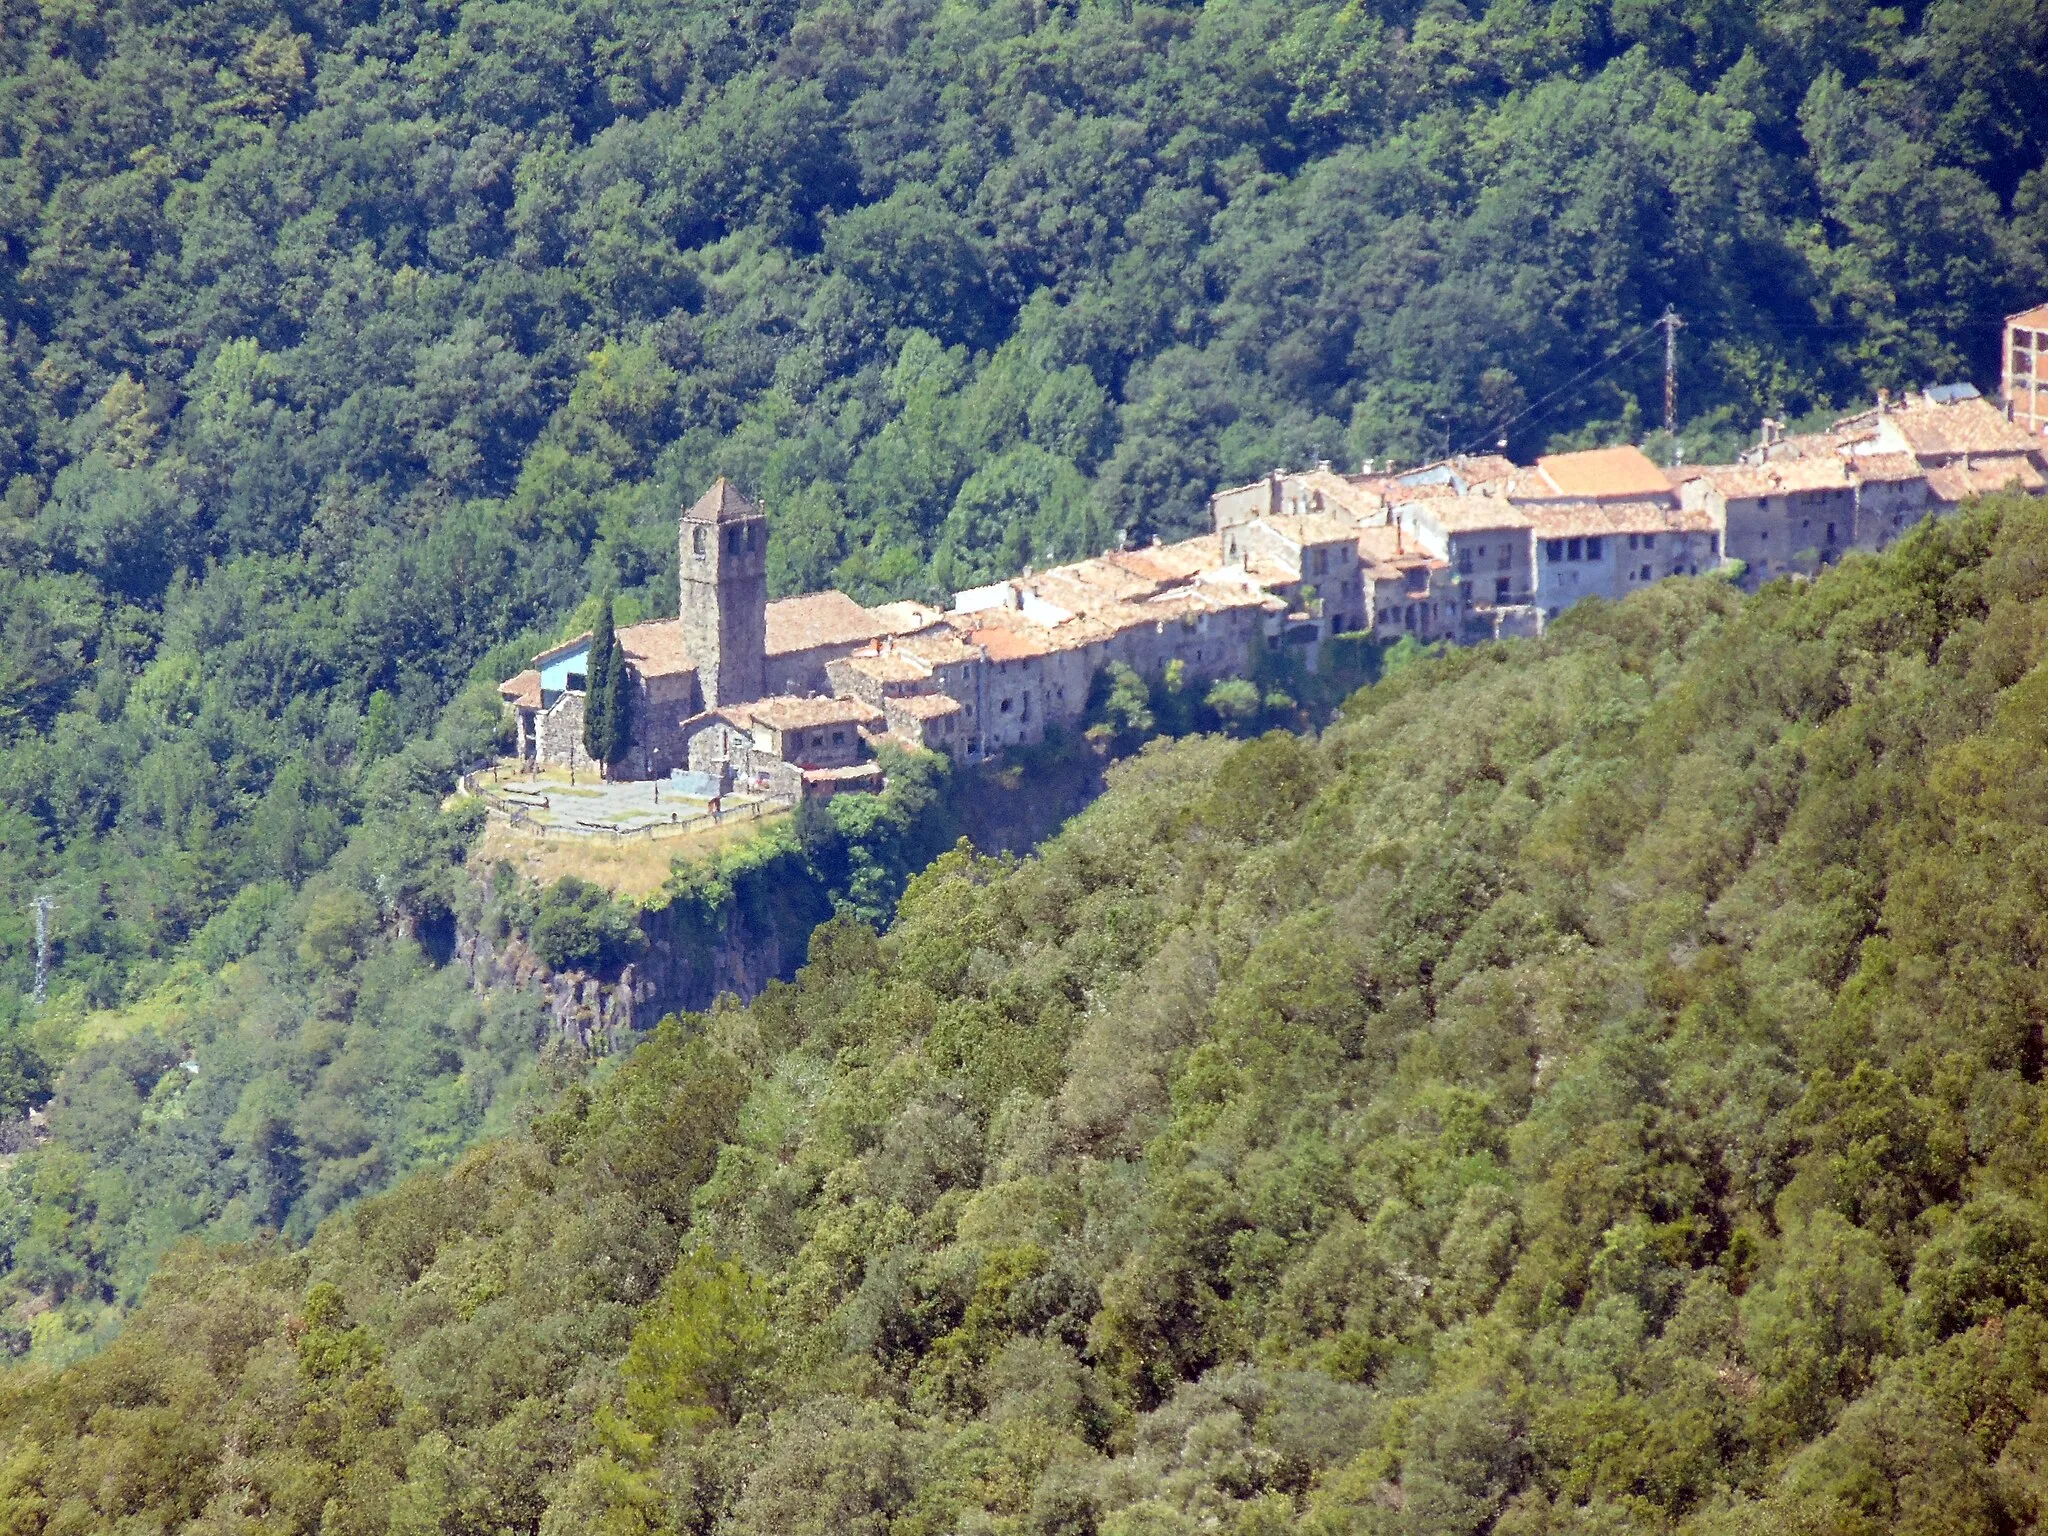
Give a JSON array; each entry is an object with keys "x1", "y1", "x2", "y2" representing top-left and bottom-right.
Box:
[
  {"x1": 1269, "y1": 468, "x2": 1284, "y2": 517},
  {"x1": 1878, "y1": 388, "x2": 1891, "y2": 415},
  {"x1": 1360, "y1": 457, "x2": 1376, "y2": 475}
]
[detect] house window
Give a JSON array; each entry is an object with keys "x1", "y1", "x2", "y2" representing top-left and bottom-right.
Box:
[
  {"x1": 1567, "y1": 538, "x2": 1583, "y2": 561},
  {"x1": 1546, "y1": 539, "x2": 1564, "y2": 562},
  {"x1": 567, "y1": 672, "x2": 586, "y2": 691},
  {"x1": 832, "y1": 730, "x2": 845, "y2": 744},
  {"x1": 692, "y1": 527, "x2": 705, "y2": 556},
  {"x1": 1628, "y1": 533, "x2": 1639, "y2": 550},
  {"x1": 1586, "y1": 537, "x2": 1604, "y2": 561},
  {"x1": 727, "y1": 526, "x2": 742, "y2": 554},
  {"x1": 1710, "y1": 534, "x2": 1720, "y2": 555},
  {"x1": 1495, "y1": 576, "x2": 1510, "y2": 602},
  {"x1": 1000, "y1": 698, "x2": 1014, "y2": 713},
  {"x1": 1643, "y1": 534, "x2": 1655, "y2": 550},
  {"x1": 1826, "y1": 523, "x2": 1837, "y2": 543},
  {"x1": 1640, "y1": 564, "x2": 1652, "y2": 580}
]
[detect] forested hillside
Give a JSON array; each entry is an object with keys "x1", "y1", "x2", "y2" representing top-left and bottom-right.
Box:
[
  {"x1": 8, "y1": 498, "x2": 2048, "y2": 1532},
  {"x1": 4, "y1": 0, "x2": 2047, "y2": 1031}
]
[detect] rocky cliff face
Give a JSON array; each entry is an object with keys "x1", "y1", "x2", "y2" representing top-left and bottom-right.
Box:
[{"x1": 455, "y1": 883, "x2": 820, "y2": 1050}]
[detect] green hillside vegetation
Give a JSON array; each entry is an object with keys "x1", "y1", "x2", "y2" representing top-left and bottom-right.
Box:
[
  {"x1": 0, "y1": 734, "x2": 1115, "y2": 1365},
  {"x1": 7, "y1": 498, "x2": 2048, "y2": 1532},
  {"x1": 4, "y1": 0, "x2": 2047, "y2": 1040}
]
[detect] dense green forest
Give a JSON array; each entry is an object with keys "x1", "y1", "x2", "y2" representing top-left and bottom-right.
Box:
[
  {"x1": 4, "y1": 0, "x2": 2046, "y2": 1026},
  {"x1": 3, "y1": 0, "x2": 2048, "y2": 1478},
  {"x1": 6, "y1": 497, "x2": 2048, "y2": 1531}
]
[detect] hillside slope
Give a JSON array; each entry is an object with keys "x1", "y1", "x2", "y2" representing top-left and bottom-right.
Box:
[
  {"x1": 10, "y1": 498, "x2": 2048, "y2": 1533},
  {"x1": 5, "y1": 0, "x2": 2046, "y2": 1025}
]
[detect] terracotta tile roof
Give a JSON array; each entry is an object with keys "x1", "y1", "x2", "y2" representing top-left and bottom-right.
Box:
[
  {"x1": 530, "y1": 632, "x2": 593, "y2": 668},
  {"x1": 1847, "y1": 452, "x2": 1924, "y2": 482},
  {"x1": 498, "y1": 669, "x2": 542, "y2": 709},
  {"x1": 1530, "y1": 501, "x2": 1719, "y2": 538},
  {"x1": 1926, "y1": 456, "x2": 2047, "y2": 503},
  {"x1": 1878, "y1": 397, "x2": 2044, "y2": 458},
  {"x1": 1351, "y1": 455, "x2": 1519, "y2": 502},
  {"x1": 896, "y1": 629, "x2": 984, "y2": 668},
  {"x1": 616, "y1": 620, "x2": 695, "y2": 679},
  {"x1": 1688, "y1": 458, "x2": 1859, "y2": 499},
  {"x1": 1285, "y1": 468, "x2": 1388, "y2": 519},
  {"x1": 1355, "y1": 527, "x2": 1449, "y2": 579},
  {"x1": 886, "y1": 693, "x2": 963, "y2": 720},
  {"x1": 1262, "y1": 512, "x2": 1371, "y2": 546},
  {"x1": 766, "y1": 591, "x2": 892, "y2": 655},
  {"x1": 867, "y1": 600, "x2": 945, "y2": 634},
  {"x1": 729, "y1": 695, "x2": 884, "y2": 731},
  {"x1": 1109, "y1": 538, "x2": 1217, "y2": 584},
  {"x1": 685, "y1": 477, "x2": 759, "y2": 525},
  {"x1": 1441, "y1": 454, "x2": 1519, "y2": 484},
  {"x1": 1407, "y1": 499, "x2": 1536, "y2": 534},
  {"x1": 1533, "y1": 445, "x2": 1675, "y2": 500},
  {"x1": 1353, "y1": 526, "x2": 1443, "y2": 566},
  {"x1": 1685, "y1": 465, "x2": 1777, "y2": 499},
  {"x1": 2008, "y1": 304, "x2": 2048, "y2": 330},
  {"x1": 804, "y1": 762, "x2": 886, "y2": 787},
  {"x1": 970, "y1": 623, "x2": 1056, "y2": 661},
  {"x1": 842, "y1": 650, "x2": 931, "y2": 683},
  {"x1": 1042, "y1": 558, "x2": 1161, "y2": 603}
]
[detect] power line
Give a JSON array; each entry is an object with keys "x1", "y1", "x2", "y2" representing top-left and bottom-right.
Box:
[{"x1": 1451, "y1": 324, "x2": 1663, "y2": 458}]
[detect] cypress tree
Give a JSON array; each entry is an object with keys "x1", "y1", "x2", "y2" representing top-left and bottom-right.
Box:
[{"x1": 598, "y1": 621, "x2": 631, "y2": 768}]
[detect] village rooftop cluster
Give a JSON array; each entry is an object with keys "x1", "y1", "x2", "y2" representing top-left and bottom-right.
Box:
[{"x1": 498, "y1": 307, "x2": 2048, "y2": 801}]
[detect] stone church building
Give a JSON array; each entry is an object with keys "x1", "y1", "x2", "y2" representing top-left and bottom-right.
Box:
[{"x1": 497, "y1": 475, "x2": 1298, "y2": 795}]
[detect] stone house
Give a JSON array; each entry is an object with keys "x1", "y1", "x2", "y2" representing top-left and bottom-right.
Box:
[
  {"x1": 1530, "y1": 502, "x2": 1720, "y2": 614},
  {"x1": 1678, "y1": 461, "x2": 1849, "y2": 587},
  {"x1": 684, "y1": 695, "x2": 885, "y2": 797},
  {"x1": 883, "y1": 692, "x2": 966, "y2": 752},
  {"x1": 763, "y1": 591, "x2": 899, "y2": 697},
  {"x1": 1395, "y1": 498, "x2": 1535, "y2": 614},
  {"x1": 1355, "y1": 526, "x2": 1459, "y2": 643}
]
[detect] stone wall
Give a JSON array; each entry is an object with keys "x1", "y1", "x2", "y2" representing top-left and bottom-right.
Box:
[
  {"x1": 625, "y1": 671, "x2": 699, "y2": 779},
  {"x1": 534, "y1": 691, "x2": 588, "y2": 770}
]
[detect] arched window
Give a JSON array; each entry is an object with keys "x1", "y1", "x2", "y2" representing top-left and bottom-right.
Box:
[{"x1": 692, "y1": 526, "x2": 706, "y2": 556}]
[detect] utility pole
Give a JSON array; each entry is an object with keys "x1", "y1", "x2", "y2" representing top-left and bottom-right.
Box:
[
  {"x1": 30, "y1": 896, "x2": 52, "y2": 1007},
  {"x1": 1659, "y1": 308, "x2": 1685, "y2": 442}
]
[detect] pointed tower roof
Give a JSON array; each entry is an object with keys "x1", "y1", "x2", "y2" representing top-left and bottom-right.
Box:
[{"x1": 685, "y1": 477, "x2": 760, "y2": 524}]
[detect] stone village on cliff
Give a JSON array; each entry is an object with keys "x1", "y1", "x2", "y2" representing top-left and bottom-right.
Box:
[{"x1": 499, "y1": 305, "x2": 2048, "y2": 800}]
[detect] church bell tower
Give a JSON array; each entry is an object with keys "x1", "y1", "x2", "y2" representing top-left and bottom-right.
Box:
[{"x1": 679, "y1": 478, "x2": 768, "y2": 709}]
